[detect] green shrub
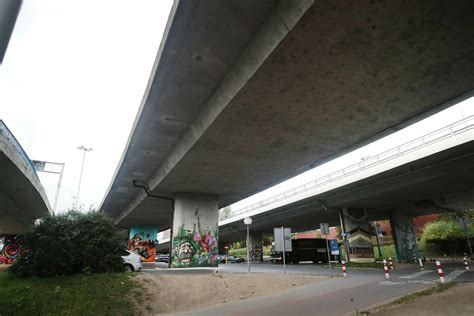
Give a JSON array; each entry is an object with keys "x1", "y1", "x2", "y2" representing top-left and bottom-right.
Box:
[{"x1": 10, "y1": 211, "x2": 124, "y2": 277}]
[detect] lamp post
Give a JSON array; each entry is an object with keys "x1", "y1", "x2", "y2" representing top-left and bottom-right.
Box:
[
  {"x1": 244, "y1": 216, "x2": 253, "y2": 273},
  {"x1": 224, "y1": 245, "x2": 229, "y2": 264},
  {"x1": 75, "y1": 145, "x2": 93, "y2": 210}
]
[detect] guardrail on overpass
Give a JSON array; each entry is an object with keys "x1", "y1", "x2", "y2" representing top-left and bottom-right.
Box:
[
  {"x1": 223, "y1": 115, "x2": 474, "y2": 221},
  {"x1": 0, "y1": 120, "x2": 38, "y2": 178}
]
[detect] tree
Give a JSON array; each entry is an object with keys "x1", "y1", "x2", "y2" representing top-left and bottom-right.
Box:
[
  {"x1": 218, "y1": 206, "x2": 232, "y2": 221},
  {"x1": 420, "y1": 219, "x2": 473, "y2": 255},
  {"x1": 10, "y1": 210, "x2": 124, "y2": 277}
]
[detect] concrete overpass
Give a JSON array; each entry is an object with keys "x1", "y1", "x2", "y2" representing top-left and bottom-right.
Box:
[
  {"x1": 218, "y1": 116, "x2": 474, "y2": 261},
  {"x1": 100, "y1": 0, "x2": 474, "y2": 267},
  {"x1": 0, "y1": 120, "x2": 51, "y2": 234}
]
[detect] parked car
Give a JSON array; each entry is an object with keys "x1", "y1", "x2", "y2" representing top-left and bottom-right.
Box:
[
  {"x1": 117, "y1": 249, "x2": 142, "y2": 272},
  {"x1": 156, "y1": 253, "x2": 169, "y2": 263},
  {"x1": 227, "y1": 256, "x2": 245, "y2": 263}
]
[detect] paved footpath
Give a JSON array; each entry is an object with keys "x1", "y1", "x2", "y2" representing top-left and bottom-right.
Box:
[{"x1": 161, "y1": 262, "x2": 473, "y2": 316}]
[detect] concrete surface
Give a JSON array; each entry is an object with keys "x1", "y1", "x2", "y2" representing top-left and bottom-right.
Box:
[
  {"x1": 157, "y1": 262, "x2": 473, "y2": 316},
  {"x1": 0, "y1": 124, "x2": 51, "y2": 234},
  {"x1": 219, "y1": 140, "x2": 474, "y2": 242},
  {"x1": 101, "y1": 0, "x2": 474, "y2": 231}
]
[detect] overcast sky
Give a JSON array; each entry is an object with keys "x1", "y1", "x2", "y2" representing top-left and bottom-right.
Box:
[
  {"x1": 1, "y1": 1, "x2": 473, "y2": 215},
  {"x1": 1, "y1": 0, "x2": 173, "y2": 212}
]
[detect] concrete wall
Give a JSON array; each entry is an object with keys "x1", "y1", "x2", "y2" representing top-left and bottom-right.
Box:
[
  {"x1": 341, "y1": 208, "x2": 375, "y2": 262},
  {"x1": 171, "y1": 194, "x2": 218, "y2": 268},
  {"x1": 390, "y1": 212, "x2": 419, "y2": 262}
]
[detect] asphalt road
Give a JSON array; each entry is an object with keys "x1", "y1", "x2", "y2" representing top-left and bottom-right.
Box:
[{"x1": 143, "y1": 261, "x2": 473, "y2": 315}]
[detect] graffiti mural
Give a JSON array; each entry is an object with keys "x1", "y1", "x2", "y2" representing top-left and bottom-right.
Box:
[
  {"x1": 342, "y1": 208, "x2": 375, "y2": 262},
  {"x1": 0, "y1": 235, "x2": 22, "y2": 264},
  {"x1": 391, "y1": 215, "x2": 419, "y2": 262},
  {"x1": 128, "y1": 226, "x2": 158, "y2": 262},
  {"x1": 249, "y1": 244, "x2": 263, "y2": 263},
  {"x1": 172, "y1": 217, "x2": 218, "y2": 268}
]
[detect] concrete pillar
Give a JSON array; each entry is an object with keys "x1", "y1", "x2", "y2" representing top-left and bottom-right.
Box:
[
  {"x1": 128, "y1": 226, "x2": 158, "y2": 262},
  {"x1": 171, "y1": 193, "x2": 218, "y2": 268},
  {"x1": 390, "y1": 212, "x2": 419, "y2": 262},
  {"x1": 340, "y1": 208, "x2": 375, "y2": 262},
  {"x1": 248, "y1": 231, "x2": 263, "y2": 263}
]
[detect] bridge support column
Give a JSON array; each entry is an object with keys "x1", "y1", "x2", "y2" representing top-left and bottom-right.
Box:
[
  {"x1": 340, "y1": 208, "x2": 375, "y2": 262},
  {"x1": 128, "y1": 226, "x2": 158, "y2": 262},
  {"x1": 248, "y1": 231, "x2": 263, "y2": 263},
  {"x1": 390, "y1": 212, "x2": 419, "y2": 263},
  {"x1": 171, "y1": 193, "x2": 218, "y2": 268}
]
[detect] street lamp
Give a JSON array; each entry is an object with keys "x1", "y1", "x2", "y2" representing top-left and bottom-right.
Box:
[
  {"x1": 75, "y1": 145, "x2": 93, "y2": 210},
  {"x1": 224, "y1": 245, "x2": 229, "y2": 264},
  {"x1": 244, "y1": 216, "x2": 252, "y2": 273}
]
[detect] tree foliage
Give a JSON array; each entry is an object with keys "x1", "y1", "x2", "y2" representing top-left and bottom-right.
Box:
[
  {"x1": 420, "y1": 219, "x2": 473, "y2": 255},
  {"x1": 10, "y1": 211, "x2": 124, "y2": 277}
]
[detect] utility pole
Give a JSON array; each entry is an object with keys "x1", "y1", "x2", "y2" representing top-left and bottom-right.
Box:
[{"x1": 75, "y1": 146, "x2": 93, "y2": 210}]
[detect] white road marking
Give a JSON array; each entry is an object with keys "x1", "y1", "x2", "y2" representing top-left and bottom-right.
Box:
[
  {"x1": 399, "y1": 270, "x2": 433, "y2": 279},
  {"x1": 407, "y1": 280, "x2": 437, "y2": 285},
  {"x1": 379, "y1": 281, "x2": 406, "y2": 286},
  {"x1": 445, "y1": 269, "x2": 466, "y2": 282}
]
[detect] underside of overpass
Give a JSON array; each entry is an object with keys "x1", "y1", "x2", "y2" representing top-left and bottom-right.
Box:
[
  {"x1": 102, "y1": 0, "x2": 474, "y2": 231},
  {"x1": 219, "y1": 140, "x2": 474, "y2": 243},
  {"x1": 100, "y1": 0, "x2": 474, "y2": 266},
  {"x1": 0, "y1": 124, "x2": 51, "y2": 234}
]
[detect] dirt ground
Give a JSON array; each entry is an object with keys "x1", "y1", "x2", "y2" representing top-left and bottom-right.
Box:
[
  {"x1": 372, "y1": 283, "x2": 474, "y2": 316},
  {"x1": 133, "y1": 272, "x2": 326, "y2": 315},
  {"x1": 0, "y1": 265, "x2": 9, "y2": 271}
]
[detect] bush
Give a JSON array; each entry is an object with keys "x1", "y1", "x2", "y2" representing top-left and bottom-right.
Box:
[
  {"x1": 10, "y1": 211, "x2": 125, "y2": 277},
  {"x1": 420, "y1": 220, "x2": 473, "y2": 255}
]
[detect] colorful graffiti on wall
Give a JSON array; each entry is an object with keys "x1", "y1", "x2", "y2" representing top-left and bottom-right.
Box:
[
  {"x1": 128, "y1": 226, "x2": 157, "y2": 262},
  {"x1": 172, "y1": 218, "x2": 218, "y2": 268},
  {"x1": 0, "y1": 235, "x2": 22, "y2": 264}
]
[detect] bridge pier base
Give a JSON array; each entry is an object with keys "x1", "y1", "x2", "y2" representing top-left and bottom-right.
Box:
[
  {"x1": 171, "y1": 193, "x2": 219, "y2": 268},
  {"x1": 340, "y1": 208, "x2": 375, "y2": 262},
  {"x1": 390, "y1": 211, "x2": 419, "y2": 263},
  {"x1": 248, "y1": 231, "x2": 263, "y2": 263}
]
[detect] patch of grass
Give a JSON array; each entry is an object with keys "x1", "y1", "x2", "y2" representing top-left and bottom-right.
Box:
[
  {"x1": 392, "y1": 282, "x2": 455, "y2": 305},
  {"x1": 362, "y1": 282, "x2": 456, "y2": 314},
  {"x1": 342, "y1": 261, "x2": 384, "y2": 269},
  {"x1": 228, "y1": 246, "x2": 271, "y2": 257},
  {"x1": 0, "y1": 271, "x2": 140, "y2": 315},
  {"x1": 372, "y1": 244, "x2": 397, "y2": 259}
]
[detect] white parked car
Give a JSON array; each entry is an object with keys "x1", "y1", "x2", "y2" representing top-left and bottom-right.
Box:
[{"x1": 119, "y1": 249, "x2": 142, "y2": 272}]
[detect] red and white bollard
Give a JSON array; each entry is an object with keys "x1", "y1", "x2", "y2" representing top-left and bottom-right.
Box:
[
  {"x1": 383, "y1": 259, "x2": 390, "y2": 279},
  {"x1": 342, "y1": 260, "x2": 347, "y2": 278},
  {"x1": 464, "y1": 254, "x2": 470, "y2": 271},
  {"x1": 418, "y1": 258, "x2": 424, "y2": 271},
  {"x1": 436, "y1": 260, "x2": 445, "y2": 283},
  {"x1": 389, "y1": 257, "x2": 394, "y2": 270}
]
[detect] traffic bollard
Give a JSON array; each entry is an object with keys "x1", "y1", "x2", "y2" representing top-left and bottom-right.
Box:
[
  {"x1": 342, "y1": 260, "x2": 347, "y2": 278},
  {"x1": 436, "y1": 260, "x2": 445, "y2": 283},
  {"x1": 464, "y1": 254, "x2": 470, "y2": 271},
  {"x1": 389, "y1": 257, "x2": 394, "y2": 270},
  {"x1": 418, "y1": 258, "x2": 424, "y2": 271},
  {"x1": 383, "y1": 259, "x2": 390, "y2": 279}
]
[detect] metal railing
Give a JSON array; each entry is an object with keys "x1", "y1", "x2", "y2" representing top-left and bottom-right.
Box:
[
  {"x1": 0, "y1": 120, "x2": 38, "y2": 177},
  {"x1": 224, "y1": 115, "x2": 474, "y2": 220}
]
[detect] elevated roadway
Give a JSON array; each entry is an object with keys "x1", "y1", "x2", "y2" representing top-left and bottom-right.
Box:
[
  {"x1": 0, "y1": 120, "x2": 51, "y2": 234},
  {"x1": 100, "y1": 0, "x2": 474, "y2": 235},
  {"x1": 219, "y1": 116, "x2": 474, "y2": 242}
]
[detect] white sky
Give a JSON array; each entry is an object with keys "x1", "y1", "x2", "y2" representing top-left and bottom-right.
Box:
[
  {"x1": 1, "y1": 1, "x2": 473, "y2": 215},
  {"x1": 1, "y1": 0, "x2": 173, "y2": 212}
]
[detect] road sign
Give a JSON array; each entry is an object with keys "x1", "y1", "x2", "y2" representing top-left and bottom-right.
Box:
[
  {"x1": 329, "y1": 239, "x2": 340, "y2": 255},
  {"x1": 274, "y1": 227, "x2": 292, "y2": 252},
  {"x1": 320, "y1": 222, "x2": 329, "y2": 236}
]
